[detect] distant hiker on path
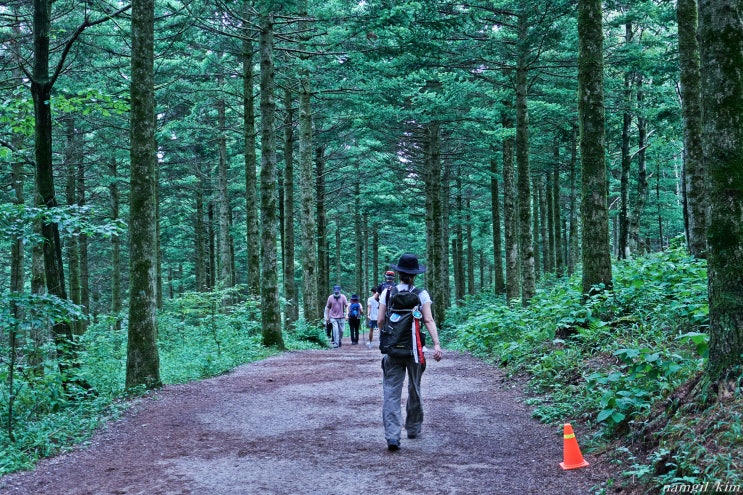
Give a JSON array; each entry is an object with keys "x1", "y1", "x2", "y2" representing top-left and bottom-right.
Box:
[
  {"x1": 348, "y1": 294, "x2": 364, "y2": 345},
  {"x1": 324, "y1": 285, "x2": 348, "y2": 348},
  {"x1": 377, "y1": 253, "x2": 443, "y2": 451}
]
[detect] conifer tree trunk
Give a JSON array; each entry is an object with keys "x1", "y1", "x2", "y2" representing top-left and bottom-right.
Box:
[
  {"x1": 568, "y1": 125, "x2": 580, "y2": 276},
  {"x1": 216, "y1": 90, "x2": 234, "y2": 298},
  {"x1": 502, "y1": 105, "x2": 520, "y2": 303},
  {"x1": 533, "y1": 178, "x2": 542, "y2": 279},
  {"x1": 243, "y1": 5, "x2": 261, "y2": 297},
  {"x1": 354, "y1": 181, "x2": 363, "y2": 296},
  {"x1": 578, "y1": 0, "x2": 612, "y2": 295},
  {"x1": 195, "y1": 173, "x2": 208, "y2": 291},
  {"x1": 31, "y1": 0, "x2": 78, "y2": 377},
  {"x1": 126, "y1": 0, "x2": 161, "y2": 389},
  {"x1": 618, "y1": 23, "x2": 633, "y2": 260},
  {"x1": 699, "y1": 0, "x2": 743, "y2": 383},
  {"x1": 516, "y1": 14, "x2": 535, "y2": 305},
  {"x1": 316, "y1": 146, "x2": 328, "y2": 315},
  {"x1": 258, "y1": 12, "x2": 284, "y2": 348},
  {"x1": 297, "y1": 0, "x2": 319, "y2": 321},
  {"x1": 283, "y1": 88, "x2": 298, "y2": 325},
  {"x1": 64, "y1": 115, "x2": 82, "y2": 334},
  {"x1": 108, "y1": 158, "x2": 122, "y2": 330},
  {"x1": 490, "y1": 155, "x2": 505, "y2": 294},
  {"x1": 553, "y1": 160, "x2": 564, "y2": 277},
  {"x1": 423, "y1": 122, "x2": 446, "y2": 322},
  {"x1": 678, "y1": 0, "x2": 707, "y2": 258},
  {"x1": 455, "y1": 177, "x2": 465, "y2": 302},
  {"x1": 629, "y1": 77, "x2": 649, "y2": 255},
  {"x1": 543, "y1": 175, "x2": 552, "y2": 274},
  {"x1": 77, "y1": 157, "x2": 89, "y2": 327},
  {"x1": 466, "y1": 198, "x2": 474, "y2": 295}
]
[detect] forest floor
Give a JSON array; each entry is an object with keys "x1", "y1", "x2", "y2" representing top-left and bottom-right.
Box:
[{"x1": 0, "y1": 336, "x2": 620, "y2": 495}]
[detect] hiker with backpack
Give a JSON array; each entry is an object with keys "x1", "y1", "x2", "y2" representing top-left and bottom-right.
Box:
[
  {"x1": 324, "y1": 285, "x2": 349, "y2": 348},
  {"x1": 377, "y1": 253, "x2": 443, "y2": 451},
  {"x1": 348, "y1": 294, "x2": 364, "y2": 344}
]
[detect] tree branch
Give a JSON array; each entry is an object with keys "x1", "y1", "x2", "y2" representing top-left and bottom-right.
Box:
[{"x1": 50, "y1": 4, "x2": 132, "y2": 87}]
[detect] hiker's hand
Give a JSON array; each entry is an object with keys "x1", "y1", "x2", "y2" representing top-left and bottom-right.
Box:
[{"x1": 433, "y1": 344, "x2": 442, "y2": 361}]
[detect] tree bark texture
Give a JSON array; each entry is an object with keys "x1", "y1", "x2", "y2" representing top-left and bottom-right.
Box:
[
  {"x1": 423, "y1": 122, "x2": 447, "y2": 323},
  {"x1": 283, "y1": 88, "x2": 298, "y2": 325},
  {"x1": 490, "y1": 155, "x2": 505, "y2": 294},
  {"x1": 126, "y1": 0, "x2": 161, "y2": 389},
  {"x1": 216, "y1": 91, "x2": 234, "y2": 297},
  {"x1": 516, "y1": 13, "x2": 535, "y2": 305},
  {"x1": 242, "y1": 11, "x2": 261, "y2": 297},
  {"x1": 698, "y1": 0, "x2": 743, "y2": 381},
  {"x1": 502, "y1": 105, "x2": 520, "y2": 303},
  {"x1": 578, "y1": 0, "x2": 613, "y2": 295},
  {"x1": 629, "y1": 76, "x2": 649, "y2": 255},
  {"x1": 316, "y1": 145, "x2": 328, "y2": 316},
  {"x1": 553, "y1": 160, "x2": 564, "y2": 277},
  {"x1": 108, "y1": 158, "x2": 122, "y2": 331},
  {"x1": 31, "y1": 0, "x2": 79, "y2": 376},
  {"x1": 678, "y1": 0, "x2": 708, "y2": 258},
  {"x1": 258, "y1": 12, "x2": 284, "y2": 348}
]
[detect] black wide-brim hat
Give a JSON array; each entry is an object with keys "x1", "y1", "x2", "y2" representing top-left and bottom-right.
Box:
[{"x1": 390, "y1": 253, "x2": 427, "y2": 275}]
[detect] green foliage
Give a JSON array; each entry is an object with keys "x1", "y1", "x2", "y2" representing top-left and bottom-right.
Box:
[{"x1": 444, "y1": 245, "x2": 736, "y2": 490}]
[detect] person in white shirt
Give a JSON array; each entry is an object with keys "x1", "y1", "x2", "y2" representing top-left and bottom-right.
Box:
[{"x1": 366, "y1": 287, "x2": 380, "y2": 348}]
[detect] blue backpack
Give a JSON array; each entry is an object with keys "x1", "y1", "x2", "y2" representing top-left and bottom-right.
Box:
[{"x1": 349, "y1": 302, "x2": 361, "y2": 319}]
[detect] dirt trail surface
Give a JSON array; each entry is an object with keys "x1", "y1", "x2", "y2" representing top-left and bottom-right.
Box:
[{"x1": 0, "y1": 339, "x2": 613, "y2": 495}]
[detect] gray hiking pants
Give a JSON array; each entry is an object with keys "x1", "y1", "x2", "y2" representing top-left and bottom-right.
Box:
[
  {"x1": 381, "y1": 354, "x2": 426, "y2": 443},
  {"x1": 331, "y1": 317, "x2": 345, "y2": 346}
]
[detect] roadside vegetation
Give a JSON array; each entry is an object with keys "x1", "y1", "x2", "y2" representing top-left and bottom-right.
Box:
[{"x1": 442, "y1": 241, "x2": 741, "y2": 494}]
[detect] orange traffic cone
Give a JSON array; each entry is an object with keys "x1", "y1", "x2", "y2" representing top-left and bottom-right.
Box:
[{"x1": 560, "y1": 423, "x2": 589, "y2": 470}]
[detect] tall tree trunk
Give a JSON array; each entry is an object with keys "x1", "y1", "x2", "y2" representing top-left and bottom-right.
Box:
[
  {"x1": 243, "y1": 6, "x2": 261, "y2": 297},
  {"x1": 502, "y1": 104, "x2": 520, "y2": 303},
  {"x1": 283, "y1": 88, "x2": 298, "y2": 325},
  {"x1": 678, "y1": 0, "x2": 707, "y2": 258},
  {"x1": 77, "y1": 155, "x2": 89, "y2": 327},
  {"x1": 195, "y1": 172, "x2": 208, "y2": 291},
  {"x1": 354, "y1": 181, "x2": 363, "y2": 296},
  {"x1": 126, "y1": 0, "x2": 161, "y2": 389},
  {"x1": 466, "y1": 198, "x2": 474, "y2": 295},
  {"x1": 629, "y1": 76, "x2": 649, "y2": 255},
  {"x1": 490, "y1": 154, "x2": 505, "y2": 294},
  {"x1": 64, "y1": 115, "x2": 82, "y2": 334},
  {"x1": 455, "y1": 176, "x2": 465, "y2": 302},
  {"x1": 423, "y1": 122, "x2": 446, "y2": 322},
  {"x1": 533, "y1": 177, "x2": 542, "y2": 279},
  {"x1": 542, "y1": 175, "x2": 551, "y2": 274},
  {"x1": 553, "y1": 159, "x2": 564, "y2": 277},
  {"x1": 568, "y1": 125, "x2": 580, "y2": 276},
  {"x1": 578, "y1": 0, "x2": 612, "y2": 295},
  {"x1": 259, "y1": 12, "x2": 284, "y2": 348},
  {"x1": 109, "y1": 158, "x2": 122, "y2": 331},
  {"x1": 297, "y1": 0, "x2": 319, "y2": 321},
  {"x1": 516, "y1": 14, "x2": 535, "y2": 305},
  {"x1": 618, "y1": 23, "x2": 634, "y2": 260},
  {"x1": 31, "y1": 0, "x2": 77, "y2": 377},
  {"x1": 316, "y1": 145, "x2": 328, "y2": 316},
  {"x1": 699, "y1": 0, "x2": 743, "y2": 383},
  {"x1": 216, "y1": 90, "x2": 234, "y2": 299}
]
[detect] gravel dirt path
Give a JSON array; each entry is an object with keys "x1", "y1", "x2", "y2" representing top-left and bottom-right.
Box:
[{"x1": 0, "y1": 337, "x2": 614, "y2": 495}]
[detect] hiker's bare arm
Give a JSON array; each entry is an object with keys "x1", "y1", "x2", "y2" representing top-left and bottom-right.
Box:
[{"x1": 421, "y1": 303, "x2": 443, "y2": 361}]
